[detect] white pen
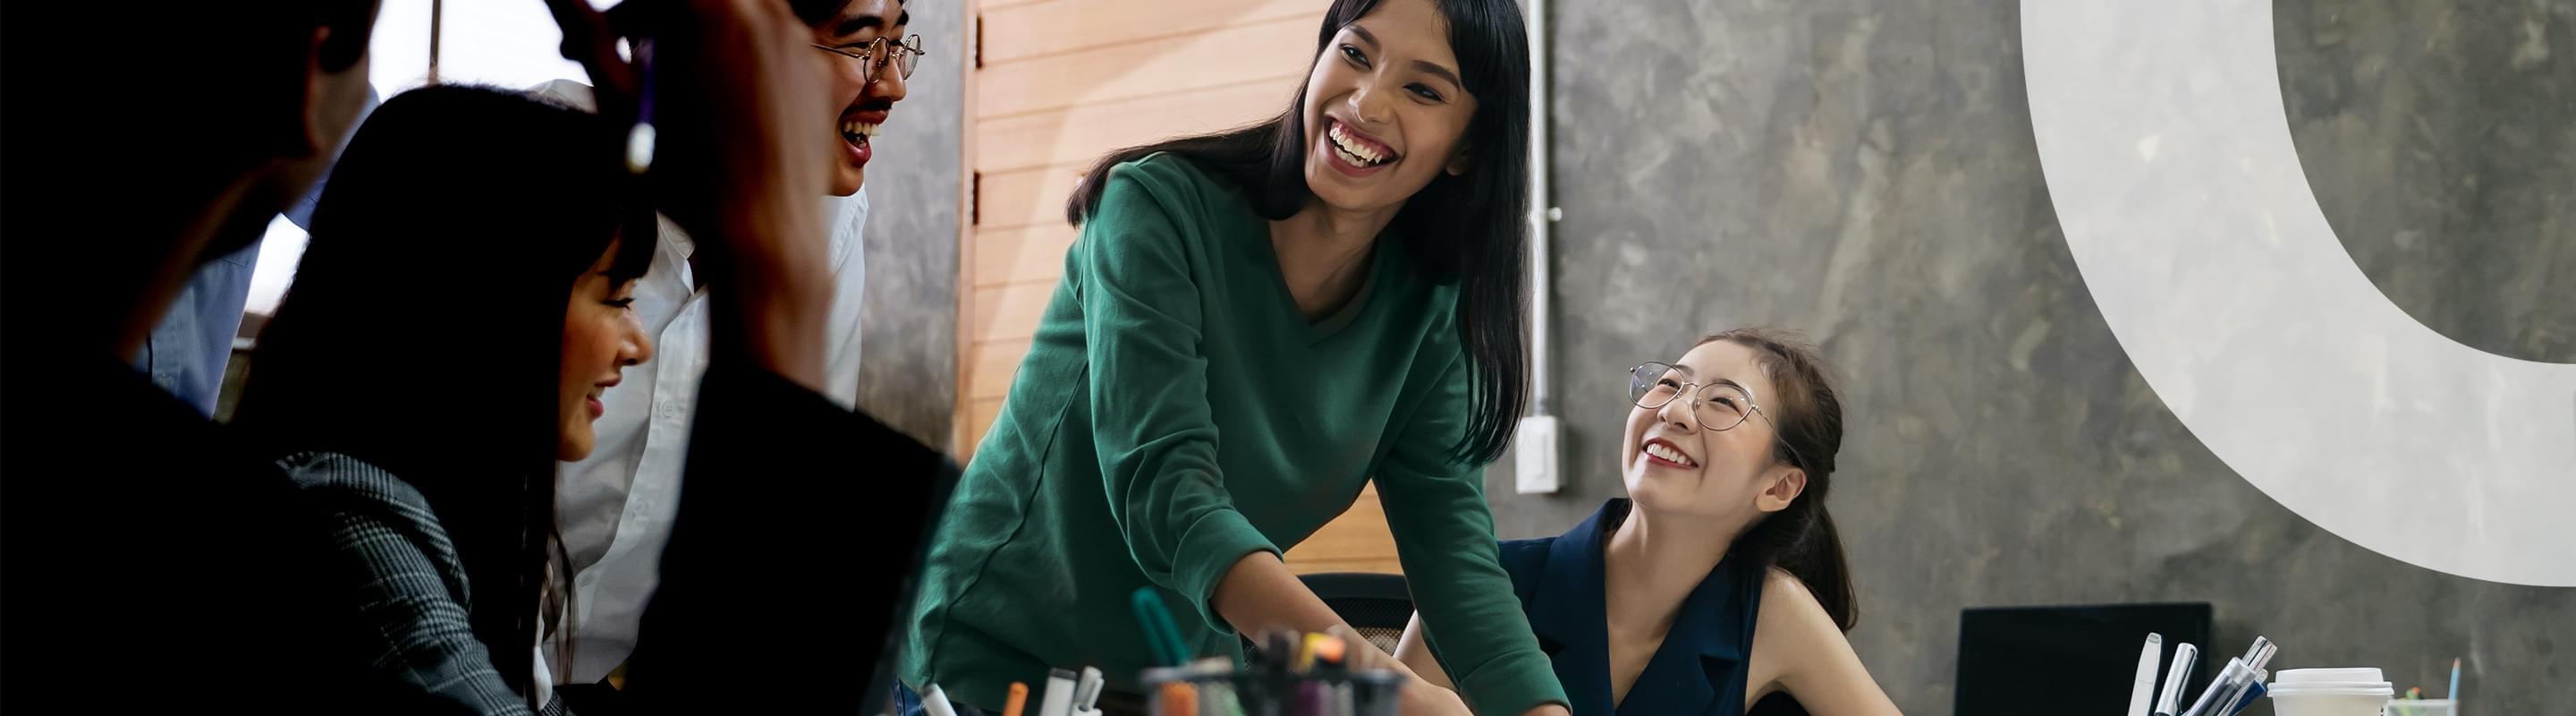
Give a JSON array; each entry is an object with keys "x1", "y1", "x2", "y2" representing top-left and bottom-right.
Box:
[
  {"x1": 920, "y1": 684, "x2": 960, "y2": 716},
  {"x1": 1072, "y1": 666, "x2": 1104, "y2": 716},
  {"x1": 1038, "y1": 668, "x2": 1078, "y2": 716},
  {"x1": 2127, "y1": 633, "x2": 2164, "y2": 716},
  {"x1": 2154, "y1": 642, "x2": 2199, "y2": 716}
]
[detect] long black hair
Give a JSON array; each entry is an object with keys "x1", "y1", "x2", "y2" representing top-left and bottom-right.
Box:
[
  {"x1": 1703, "y1": 328, "x2": 1859, "y2": 631},
  {"x1": 233, "y1": 84, "x2": 652, "y2": 703},
  {"x1": 1065, "y1": 0, "x2": 1533, "y2": 465}
]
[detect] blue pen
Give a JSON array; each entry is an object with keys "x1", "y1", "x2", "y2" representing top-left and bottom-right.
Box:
[
  {"x1": 2220, "y1": 680, "x2": 2266, "y2": 716},
  {"x1": 2446, "y1": 657, "x2": 2461, "y2": 703}
]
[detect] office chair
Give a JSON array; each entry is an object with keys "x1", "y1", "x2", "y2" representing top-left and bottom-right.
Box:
[{"x1": 1299, "y1": 572, "x2": 1414, "y2": 654}]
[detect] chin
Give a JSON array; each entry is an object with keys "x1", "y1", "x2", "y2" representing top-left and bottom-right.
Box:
[
  {"x1": 1622, "y1": 468, "x2": 1693, "y2": 509},
  {"x1": 557, "y1": 436, "x2": 592, "y2": 462},
  {"x1": 832, "y1": 169, "x2": 866, "y2": 197}
]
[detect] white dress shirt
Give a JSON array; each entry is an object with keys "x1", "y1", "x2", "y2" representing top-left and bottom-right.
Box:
[{"x1": 547, "y1": 191, "x2": 870, "y2": 684}]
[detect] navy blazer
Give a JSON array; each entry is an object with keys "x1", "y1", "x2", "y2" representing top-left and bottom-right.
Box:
[{"x1": 1499, "y1": 499, "x2": 1768, "y2": 716}]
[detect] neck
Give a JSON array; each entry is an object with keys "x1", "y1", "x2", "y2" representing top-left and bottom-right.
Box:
[
  {"x1": 1602, "y1": 503, "x2": 1742, "y2": 637},
  {"x1": 1266, "y1": 198, "x2": 1400, "y2": 320}
]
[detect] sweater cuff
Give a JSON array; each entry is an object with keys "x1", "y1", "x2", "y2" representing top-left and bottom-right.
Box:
[{"x1": 1168, "y1": 507, "x2": 1277, "y2": 638}]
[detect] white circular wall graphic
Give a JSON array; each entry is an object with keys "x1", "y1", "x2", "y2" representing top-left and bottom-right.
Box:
[{"x1": 2021, "y1": 0, "x2": 2575, "y2": 585}]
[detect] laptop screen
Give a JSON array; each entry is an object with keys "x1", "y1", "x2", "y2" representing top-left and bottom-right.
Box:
[{"x1": 1955, "y1": 602, "x2": 2215, "y2": 715}]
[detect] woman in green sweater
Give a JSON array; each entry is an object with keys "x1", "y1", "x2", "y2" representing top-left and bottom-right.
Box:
[{"x1": 898, "y1": 0, "x2": 1565, "y2": 713}]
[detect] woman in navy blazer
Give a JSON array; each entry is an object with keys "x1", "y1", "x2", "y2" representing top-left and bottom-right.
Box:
[{"x1": 1397, "y1": 328, "x2": 1902, "y2": 715}]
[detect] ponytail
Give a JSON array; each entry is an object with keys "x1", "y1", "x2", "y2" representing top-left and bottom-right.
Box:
[{"x1": 1704, "y1": 328, "x2": 1858, "y2": 631}]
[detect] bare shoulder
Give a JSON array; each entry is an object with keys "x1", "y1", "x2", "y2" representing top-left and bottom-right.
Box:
[
  {"x1": 1751, "y1": 567, "x2": 1902, "y2": 714},
  {"x1": 1758, "y1": 567, "x2": 1836, "y2": 635}
]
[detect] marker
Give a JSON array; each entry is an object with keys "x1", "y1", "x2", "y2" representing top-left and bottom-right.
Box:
[
  {"x1": 1038, "y1": 668, "x2": 1077, "y2": 716},
  {"x1": 1157, "y1": 681, "x2": 1199, "y2": 716},
  {"x1": 1132, "y1": 588, "x2": 1191, "y2": 667},
  {"x1": 1313, "y1": 635, "x2": 1348, "y2": 668},
  {"x1": 1002, "y1": 682, "x2": 1030, "y2": 716},
  {"x1": 2446, "y1": 657, "x2": 2461, "y2": 703},
  {"x1": 2128, "y1": 633, "x2": 2164, "y2": 716},
  {"x1": 1072, "y1": 666, "x2": 1104, "y2": 716},
  {"x1": 919, "y1": 684, "x2": 960, "y2": 716}
]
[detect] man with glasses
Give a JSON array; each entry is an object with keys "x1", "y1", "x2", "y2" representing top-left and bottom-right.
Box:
[{"x1": 547, "y1": 0, "x2": 924, "y2": 701}]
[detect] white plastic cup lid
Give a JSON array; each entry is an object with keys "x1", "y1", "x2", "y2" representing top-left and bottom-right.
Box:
[
  {"x1": 2269, "y1": 668, "x2": 2393, "y2": 697},
  {"x1": 2275, "y1": 668, "x2": 2385, "y2": 685}
]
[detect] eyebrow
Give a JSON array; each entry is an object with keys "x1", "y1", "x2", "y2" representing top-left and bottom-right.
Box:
[
  {"x1": 1343, "y1": 24, "x2": 1465, "y2": 90},
  {"x1": 1347, "y1": 24, "x2": 1382, "y2": 50},
  {"x1": 833, "y1": 8, "x2": 910, "y2": 38},
  {"x1": 1411, "y1": 59, "x2": 1463, "y2": 90},
  {"x1": 1669, "y1": 363, "x2": 1750, "y2": 391}
]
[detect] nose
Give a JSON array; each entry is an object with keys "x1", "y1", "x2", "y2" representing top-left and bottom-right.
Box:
[
  {"x1": 873, "y1": 58, "x2": 910, "y2": 103},
  {"x1": 622, "y1": 313, "x2": 656, "y2": 367},
  {"x1": 1345, "y1": 74, "x2": 1392, "y2": 125},
  {"x1": 1655, "y1": 389, "x2": 1702, "y2": 431}
]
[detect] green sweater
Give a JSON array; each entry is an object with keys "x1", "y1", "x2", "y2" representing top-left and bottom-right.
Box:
[{"x1": 900, "y1": 154, "x2": 1563, "y2": 713}]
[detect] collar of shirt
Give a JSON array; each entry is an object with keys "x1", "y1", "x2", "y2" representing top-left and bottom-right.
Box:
[{"x1": 1527, "y1": 499, "x2": 1755, "y2": 715}]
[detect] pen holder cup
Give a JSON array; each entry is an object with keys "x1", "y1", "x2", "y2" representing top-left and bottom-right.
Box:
[
  {"x1": 2379, "y1": 700, "x2": 2455, "y2": 716},
  {"x1": 1141, "y1": 666, "x2": 1405, "y2": 716}
]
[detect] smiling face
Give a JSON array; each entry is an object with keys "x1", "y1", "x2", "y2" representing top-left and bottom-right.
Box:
[
  {"x1": 556, "y1": 240, "x2": 654, "y2": 461},
  {"x1": 1621, "y1": 340, "x2": 1808, "y2": 528},
  {"x1": 812, "y1": 0, "x2": 910, "y2": 196},
  {"x1": 1295, "y1": 0, "x2": 1479, "y2": 215}
]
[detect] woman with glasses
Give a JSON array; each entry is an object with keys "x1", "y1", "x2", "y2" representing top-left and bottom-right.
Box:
[
  {"x1": 1394, "y1": 328, "x2": 1902, "y2": 716},
  {"x1": 898, "y1": 0, "x2": 1572, "y2": 713}
]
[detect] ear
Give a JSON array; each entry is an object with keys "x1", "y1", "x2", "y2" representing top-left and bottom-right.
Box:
[
  {"x1": 1445, "y1": 141, "x2": 1473, "y2": 176},
  {"x1": 1754, "y1": 466, "x2": 1807, "y2": 514}
]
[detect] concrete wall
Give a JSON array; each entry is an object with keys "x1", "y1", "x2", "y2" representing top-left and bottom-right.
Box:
[
  {"x1": 1484, "y1": 1, "x2": 2574, "y2": 712},
  {"x1": 854, "y1": 0, "x2": 966, "y2": 451}
]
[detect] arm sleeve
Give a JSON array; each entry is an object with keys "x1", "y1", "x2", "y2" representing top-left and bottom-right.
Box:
[
  {"x1": 1373, "y1": 357, "x2": 1569, "y2": 714},
  {"x1": 1080, "y1": 166, "x2": 1275, "y2": 634}
]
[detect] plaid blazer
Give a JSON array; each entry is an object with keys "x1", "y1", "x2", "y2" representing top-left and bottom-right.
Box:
[{"x1": 283, "y1": 451, "x2": 569, "y2": 716}]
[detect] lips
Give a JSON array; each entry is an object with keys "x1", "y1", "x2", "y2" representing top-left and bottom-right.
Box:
[
  {"x1": 1326, "y1": 117, "x2": 1398, "y2": 166},
  {"x1": 587, "y1": 377, "x2": 621, "y2": 420},
  {"x1": 840, "y1": 107, "x2": 889, "y2": 166},
  {"x1": 1318, "y1": 117, "x2": 1402, "y2": 180},
  {"x1": 1640, "y1": 437, "x2": 1699, "y2": 469}
]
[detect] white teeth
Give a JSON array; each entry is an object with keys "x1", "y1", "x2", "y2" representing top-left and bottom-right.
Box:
[
  {"x1": 1644, "y1": 442, "x2": 1696, "y2": 467},
  {"x1": 840, "y1": 120, "x2": 881, "y2": 138},
  {"x1": 1327, "y1": 122, "x2": 1389, "y2": 166}
]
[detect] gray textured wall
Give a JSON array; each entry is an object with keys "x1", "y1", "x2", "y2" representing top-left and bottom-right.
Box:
[
  {"x1": 854, "y1": 0, "x2": 964, "y2": 451},
  {"x1": 1483, "y1": 1, "x2": 2574, "y2": 713}
]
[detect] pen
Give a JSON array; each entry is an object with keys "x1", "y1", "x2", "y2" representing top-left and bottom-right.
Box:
[
  {"x1": 2221, "y1": 681, "x2": 2266, "y2": 716},
  {"x1": 2182, "y1": 637, "x2": 2273, "y2": 716},
  {"x1": 2178, "y1": 658, "x2": 2251, "y2": 716},
  {"x1": 2446, "y1": 657, "x2": 2461, "y2": 703},
  {"x1": 1038, "y1": 668, "x2": 1078, "y2": 716},
  {"x1": 2154, "y1": 643, "x2": 2199, "y2": 716},
  {"x1": 1072, "y1": 666, "x2": 1104, "y2": 716},
  {"x1": 920, "y1": 684, "x2": 960, "y2": 716},
  {"x1": 2128, "y1": 633, "x2": 2164, "y2": 716}
]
